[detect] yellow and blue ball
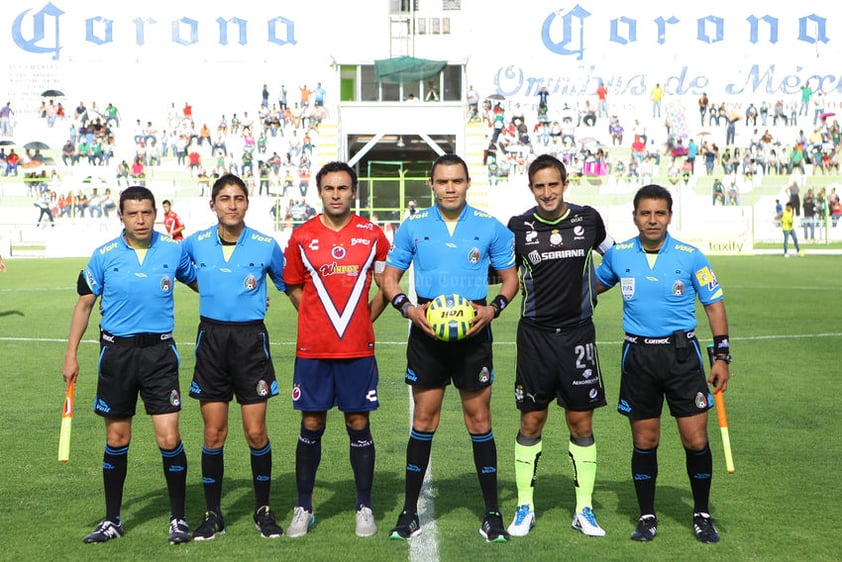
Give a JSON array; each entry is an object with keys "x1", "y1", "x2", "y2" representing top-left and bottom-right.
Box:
[{"x1": 426, "y1": 294, "x2": 475, "y2": 342}]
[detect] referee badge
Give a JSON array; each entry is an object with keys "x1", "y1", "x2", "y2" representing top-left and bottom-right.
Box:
[
  {"x1": 672, "y1": 280, "x2": 685, "y2": 296},
  {"x1": 621, "y1": 277, "x2": 635, "y2": 300},
  {"x1": 478, "y1": 366, "x2": 490, "y2": 384},
  {"x1": 169, "y1": 389, "x2": 181, "y2": 407},
  {"x1": 244, "y1": 274, "x2": 257, "y2": 291},
  {"x1": 695, "y1": 392, "x2": 707, "y2": 409},
  {"x1": 160, "y1": 275, "x2": 172, "y2": 292}
]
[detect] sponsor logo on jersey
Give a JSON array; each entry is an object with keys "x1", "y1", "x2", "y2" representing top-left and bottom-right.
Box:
[
  {"x1": 617, "y1": 399, "x2": 632, "y2": 413},
  {"x1": 523, "y1": 220, "x2": 535, "y2": 229},
  {"x1": 549, "y1": 229, "x2": 563, "y2": 246},
  {"x1": 198, "y1": 231, "x2": 212, "y2": 241},
  {"x1": 256, "y1": 380, "x2": 269, "y2": 397},
  {"x1": 675, "y1": 243, "x2": 696, "y2": 253},
  {"x1": 473, "y1": 210, "x2": 492, "y2": 218},
  {"x1": 408, "y1": 211, "x2": 429, "y2": 220},
  {"x1": 160, "y1": 275, "x2": 172, "y2": 292},
  {"x1": 405, "y1": 369, "x2": 418, "y2": 382},
  {"x1": 351, "y1": 237, "x2": 371, "y2": 246},
  {"x1": 570, "y1": 215, "x2": 584, "y2": 223},
  {"x1": 589, "y1": 388, "x2": 599, "y2": 400},
  {"x1": 331, "y1": 245, "x2": 346, "y2": 260},
  {"x1": 189, "y1": 381, "x2": 201, "y2": 395},
  {"x1": 244, "y1": 274, "x2": 257, "y2": 290},
  {"x1": 169, "y1": 389, "x2": 181, "y2": 407},
  {"x1": 524, "y1": 230, "x2": 539, "y2": 246},
  {"x1": 356, "y1": 222, "x2": 375, "y2": 230},
  {"x1": 573, "y1": 225, "x2": 585, "y2": 238},
  {"x1": 319, "y1": 262, "x2": 360, "y2": 276},
  {"x1": 99, "y1": 241, "x2": 119, "y2": 254},
  {"x1": 366, "y1": 389, "x2": 378, "y2": 402},
  {"x1": 95, "y1": 397, "x2": 111, "y2": 414},
  {"x1": 695, "y1": 266, "x2": 714, "y2": 286},
  {"x1": 621, "y1": 277, "x2": 636, "y2": 300},
  {"x1": 532, "y1": 248, "x2": 586, "y2": 263},
  {"x1": 672, "y1": 280, "x2": 685, "y2": 296},
  {"x1": 251, "y1": 233, "x2": 273, "y2": 243},
  {"x1": 468, "y1": 247, "x2": 481, "y2": 264},
  {"x1": 309, "y1": 239, "x2": 319, "y2": 250}
]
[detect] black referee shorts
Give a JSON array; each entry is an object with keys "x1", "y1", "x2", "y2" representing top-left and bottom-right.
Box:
[
  {"x1": 190, "y1": 317, "x2": 279, "y2": 404},
  {"x1": 618, "y1": 331, "x2": 713, "y2": 419},
  {"x1": 404, "y1": 323, "x2": 494, "y2": 391},
  {"x1": 95, "y1": 331, "x2": 182, "y2": 418}
]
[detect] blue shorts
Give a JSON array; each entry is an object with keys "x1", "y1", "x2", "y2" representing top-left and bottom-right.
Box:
[{"x1": 292, "y1": 357, "x2": 380, "y2": 413}]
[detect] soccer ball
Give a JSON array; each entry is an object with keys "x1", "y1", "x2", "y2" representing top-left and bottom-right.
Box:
[{"x1": 426, "y1": 294, "x2": 475, "y2": 342}]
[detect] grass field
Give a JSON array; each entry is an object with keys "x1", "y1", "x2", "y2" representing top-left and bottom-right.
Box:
[{"x1": 0, "y1": 255, "x2": 839, "y2": 561}]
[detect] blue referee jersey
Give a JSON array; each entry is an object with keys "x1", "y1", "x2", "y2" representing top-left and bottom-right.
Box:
[
  {"x1": 83, "y1": 231, "x2": 196, "y2": 336},
  {"x1": 595, "y1": 232, "x2": 723, "y2": 336},
  {"x1": 184, "y1": 225, "x2": 285, "y2": 322},
  {"x1": 387, "y1": 204, "x2": 515, "y2": 301}
]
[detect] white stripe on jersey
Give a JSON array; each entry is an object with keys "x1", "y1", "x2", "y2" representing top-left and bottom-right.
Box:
[{"x1": 297, "y1": 240, "x2": 379, "y2": 339}]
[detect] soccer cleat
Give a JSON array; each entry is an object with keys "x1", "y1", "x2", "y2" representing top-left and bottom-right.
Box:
[
  {"x1": 254, "y1": 505, "x2": 284, "y2": 538},
  {"x1": 168, "y1": 518, "x2": 190, "y2": 544},
  {"x1": 389, "y1": 510, "x2": 421, "y2": 540},
  {"x1": 479, "y1": 511, "x2": 509, "y2": 543},
  {"x1": 287, "y1": 506, "x2": 316, "y2": 538},
  {"x1": 507, "y1": 504, "x2": 536, "y2": 537},
  {"x1": 630, "y1": 514, "x2": 658, "y2": 542},
  {"x1": 693, "y1": 512, "x2": 720, "y2": 544},
  {"x1": 572, "y1": 506, "x2": 606, "y2": 537},
  {"x1": 355, "y1": 505, "x2": 377, "y2": 537},
  {"x1": 193, "y1": 511, "x2": 225, "y2": 541},
  {"x1": 83, "y1": 519, "x2": 125, "y2": 543}
]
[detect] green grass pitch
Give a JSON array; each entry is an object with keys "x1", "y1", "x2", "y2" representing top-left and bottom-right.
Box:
[{"x1": 0, "y1": 255, "x2": 839, "y2": 561}]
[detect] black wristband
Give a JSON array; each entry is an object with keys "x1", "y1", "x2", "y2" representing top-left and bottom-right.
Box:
[
  {"x1": 391, "y1": 293, "x2": 413, "y2": 319},
  {"x1": 713, "y1": 334, "x2": 731, "y2": 362},
  {"x1": 490, "y1": 294, "x2": 509, "y2": 318}
]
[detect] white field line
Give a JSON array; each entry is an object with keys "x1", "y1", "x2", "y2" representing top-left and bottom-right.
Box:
[{"x1": 9, "y1": 332, "x2": 842, "y2": 346}]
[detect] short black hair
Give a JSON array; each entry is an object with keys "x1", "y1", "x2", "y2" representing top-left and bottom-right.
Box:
[
  {"x1": 430, "y1": 153, "x2": 469, "y2": 180},
  {"x1": 119, "y1": 186, "x2": 155, "y2": 213},
  {"x1": 634, "y1": 184, "x2": 673, "y2": 213},
  {"x1": 162, "y1": 199, "x2": 172, "y2": 206},
  {"x1": 211, "y1": 173, "x2": 248, "y2": 200},
  {"x1": 316, "y1": 161, "x2": 358, "y2": 191}
]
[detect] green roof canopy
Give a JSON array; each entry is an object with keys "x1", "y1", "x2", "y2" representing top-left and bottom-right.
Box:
[{"x1": 374, "y1": 56, "x2": 447, "y2": 84}]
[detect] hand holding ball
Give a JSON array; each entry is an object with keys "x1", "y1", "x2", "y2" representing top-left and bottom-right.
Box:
[{"x1": 426, "y1": 294, "x2": 475, "y2": 341}]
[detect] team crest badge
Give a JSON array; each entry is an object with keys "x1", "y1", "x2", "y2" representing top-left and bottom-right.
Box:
[
  {"x1": 467, "y1": 247, "x2": 481, "y2": 264},
  {"x1": 695, "y1": 392, "x2": 707, "y2": 409},
  {"x1": 292, "y1": 384, "x2": 302, "y2": 401},
  {"x1": 244, "y1": 274, "x2": 257, "y2": 291},
  {"x1": 549, "y1": 229, "x2": 563, "y2": 247},
  {"x1": 169, "y1": 389, "x2": 181, "y2": 407},
  {"x1": 256, "y1": 380, "x2": 269, "y2": 397},
  {"x1": 478, "y1": 366, "x2": 490, "y2": 384},
  {"x1": 331, "y1": 245, "x2": 346, "y2": 260},
  {"x1": 160, "y1": 275, "x2": 172, "y2": 292}
]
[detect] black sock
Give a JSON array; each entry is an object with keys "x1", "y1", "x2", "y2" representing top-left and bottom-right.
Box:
[
  {"x1": 103, "y1": 444, "x2": 129, "y2": 523},
  {"x1": 347, "y1": 424, "x2": 375, "y2": 509},
  {"x1": 470, "y1": 431, "x2": 499, "y2": 513},
  {"x1": 201, "y1": 446, "x2": 224, "y2": 514},
  {"x1": 685, "y1": 443, "x2": 713, "y2": 514},
  {"x1": 631, "y1": 446, "x2": 658, "y2": 516},
  {"x1": 296, "y1": 426, "x2": 324, "y2": 511},
  {"x1": 160, "y1": 441, "x2": 187, "y2": 520},
  {"x1": 403, "y1": 428, "x2": 434, "y2": 514},
  {"x1": 251, "y1": 441, "x2": 272, "y2": 509}
]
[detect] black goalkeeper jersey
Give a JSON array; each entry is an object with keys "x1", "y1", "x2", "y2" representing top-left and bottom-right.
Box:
[{"x1": 507, "y1": 204, "x2": 613, "y2": 330}]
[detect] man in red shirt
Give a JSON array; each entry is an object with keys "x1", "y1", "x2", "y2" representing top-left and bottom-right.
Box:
[
  {"x1": 282, "y1": 161, "x2": 390, "y2": 539},
  {"x1": 162, "y1": 200, "x2": 185, "y2": 241}
]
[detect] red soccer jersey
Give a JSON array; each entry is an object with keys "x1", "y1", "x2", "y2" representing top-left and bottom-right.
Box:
[
  {"x1": 163, "y1": 211, "x2": 185, "y2": 240},
  {"x1": 284, "y1": 214, "x2": 389, "y2": 359}
]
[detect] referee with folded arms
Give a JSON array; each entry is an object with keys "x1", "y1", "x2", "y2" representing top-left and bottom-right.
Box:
[
  {"x1": 595, "y1": 183, "x2": 731, "y2": 544},
  {"x1": 62, "y1": 186, "x2": 197, "y2": 545},
  {"x1": 382, "y1": 153, "x2": 518, "y2": 543}
]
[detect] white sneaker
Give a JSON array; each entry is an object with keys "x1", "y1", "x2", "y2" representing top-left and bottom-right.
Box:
[
  {"x1": 572, "y1": 507, "x2": 606, "y2": 537},
  {"x1": 507, "y1": 504, "x2": 536, "y2": 537},
  {"x1": 287, "y1": 506, "x2": 315, "y2": 538},
  {"x1": 355, "y1": 506, "x2": 377, "y2": 537}
]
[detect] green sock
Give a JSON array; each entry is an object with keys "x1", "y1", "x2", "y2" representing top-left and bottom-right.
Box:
[
  {"x1": 569, "y1": 441, "x2": 597, "y2": 513},
  {"x1": 514, "y1": 439, "x2": 542, "y2": 508}
]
